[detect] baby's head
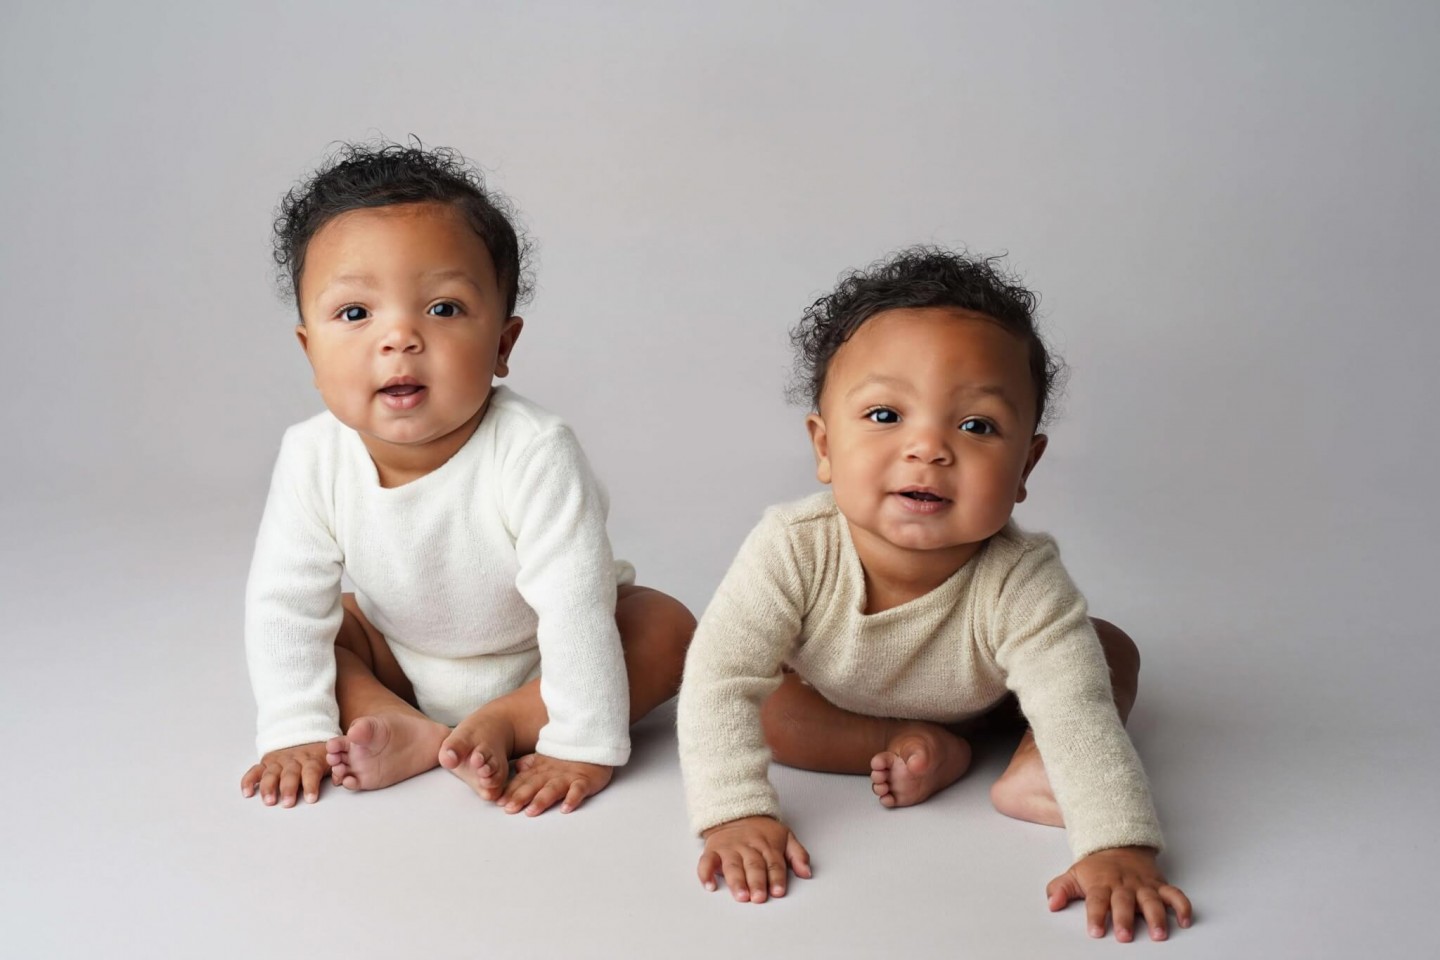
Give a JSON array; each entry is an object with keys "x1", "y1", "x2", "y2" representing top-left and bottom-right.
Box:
[
  {"x1": 791, "y1": 248, "x2": 1060, "y2": 429},
  {"x1": 792, "y1": 248, "x2": 1063, "y2": 561},
  {"x1": 273, "y1": 142, "x2": 531, "y2": 317},
  {"x1": 273, "y1": 143, "x2": 532, "y2": 475}
]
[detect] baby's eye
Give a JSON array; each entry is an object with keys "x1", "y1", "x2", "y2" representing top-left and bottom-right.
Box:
[
  {"x1": 959, "y1": 418, "x2": 995, "y2": 436},
  {"x1": 865, "y1": 407, "x2": 900, "y2": 425},
  {"x1": 428, "y1": 302, "x2": 460, "y2": 318},
  {"x1": 340, "y1": 305, "x2": 368, "y2": 322}
]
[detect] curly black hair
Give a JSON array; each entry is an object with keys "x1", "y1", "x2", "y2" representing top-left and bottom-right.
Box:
[
  {"x1": 273, "y1": 140, "x2": 533, "y2": 316},
  {"x1": 789, "y1": 247, "x2": 1064, "y2": 430}
]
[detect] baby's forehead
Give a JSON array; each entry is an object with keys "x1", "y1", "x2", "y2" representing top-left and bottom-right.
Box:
[{"x1": 827, "y1": 307, "x2": 1037, "y2": 406}]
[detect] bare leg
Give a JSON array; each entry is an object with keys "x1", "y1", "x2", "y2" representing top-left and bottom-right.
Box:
[
  {"x1": 325, "y1": 594, "x2": 450, "y2": 791},
  {"x1": 760, "y1": 674, "x2": 973, "y2": 808},
  {"x1": 440, "y1": 584, "x2": 694, "y2": 803},
  {"x1": 989, "y1": 617, "x2": 1141, "y2": 826}
]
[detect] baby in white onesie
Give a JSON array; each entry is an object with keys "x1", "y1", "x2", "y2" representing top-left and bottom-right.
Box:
[
  {"x1": 677, "y1": 248, "x2": 1193, "y2": 941},
  {"x1": 240, "y1": 142, "x2": 693, "y2": 816}
]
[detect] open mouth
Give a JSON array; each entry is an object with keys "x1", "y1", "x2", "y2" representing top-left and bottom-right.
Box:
[
  {"x1": 897, "y1": 489, "x2": 949, "y2": 503},
  {"x1": 894, "y1": 488, "x2": 951, "y2": 512},
  {"x1": 378, "y1": 377, "x2": 427, "y2": 408}
]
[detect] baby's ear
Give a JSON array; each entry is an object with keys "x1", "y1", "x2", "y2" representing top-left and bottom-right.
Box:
[
  {"x1": 1015, "y1": 433, "x2": 1048, "y2": 503},
  {"x1": 494, "y1": 316, "x2": 524, "y2": 378},
  {"x1": 806, "y1": 414, "x2": 832, "y2": 485}
]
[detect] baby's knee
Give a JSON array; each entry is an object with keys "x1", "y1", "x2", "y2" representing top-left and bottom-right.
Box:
[
  {"x1": 759, "y1": 677, "x2": 808, "y2": 760},
  {"x1": 617, "y1": 586, "x2": 695, "y2": 668},
  {"x1": 1090, "y1": 617, "x2": 1140, "y2": 681}
]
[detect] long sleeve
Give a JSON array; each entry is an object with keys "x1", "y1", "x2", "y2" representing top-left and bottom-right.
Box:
[
  {"x1": 504, "y1": 426, "x2": 630, "y2": 766},
  {"x1": 988, "y1": 537, "x2": 1164, "y2": 861},
  {"x1": 244, "y1": 430, "x2": 345, "y2": 756},
  {"x1": 678, "y1": 511, "x2": 806, "y2": 834}
]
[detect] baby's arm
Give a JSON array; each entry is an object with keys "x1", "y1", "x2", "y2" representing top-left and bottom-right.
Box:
[
  {"x1": 678, "y1": 510, "x2": 808, "y2": 902},
  {"x1": 990, "y1": 537, "x2": 1190, "y2": 937},
  {"x1": 506, "y1": 426, "x2": 631, "y2": 768},
  {"x1": 240, "y1": 428, "x2": 346, "y2": 806}
]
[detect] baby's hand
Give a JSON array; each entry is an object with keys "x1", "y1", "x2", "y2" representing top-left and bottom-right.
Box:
[
  {"x1": 698, "y1": 815, "x2": 812, "y2": 904},
  {"x1": 498, "y1": 753, "x2": 613, "y2": 816},
  {"x1": 240, "y1": 742, "x2": 330, "y2": 808},
  {"x1": 1046, "y1": 846, "x2": 1193, "y2": 941}
]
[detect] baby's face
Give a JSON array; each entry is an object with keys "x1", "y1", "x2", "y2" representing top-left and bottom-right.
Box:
[
  {"x1": 807, "y1": 307, "x2": 1046, "y2": 570},
  {"x1": 295, "y1": 202, "x2": 521, "y2": 470}
]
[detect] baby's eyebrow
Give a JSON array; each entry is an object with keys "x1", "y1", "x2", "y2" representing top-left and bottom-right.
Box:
[
  {"x1": 420, "y1": 268, "x2": 485, "y2": 290},
  {"x1": 317, "y1": 273, "x2": 377, "y2": 292},
  {"x1": 844, "y1": 374, "x2": 910, "y2": 398},
  {"x1": 846, "y1": 376, "x2": 1023, "y2": 413}
]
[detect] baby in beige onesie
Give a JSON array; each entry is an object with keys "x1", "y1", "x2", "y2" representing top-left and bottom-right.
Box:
[{"x1": 677, "y1": 248, "x2": 1193, "y2": 942}]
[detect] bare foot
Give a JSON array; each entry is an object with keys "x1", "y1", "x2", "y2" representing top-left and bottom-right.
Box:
[
  {"x1": 326, "y1": 714, "x2": 448, "y2": 791},
  {"x1": 439, "y1": 707, "x2": 516, "y2": 801},
  {"x1": 869, "y1": 725, "x2": 973, "y2": 807},
  {"x1": 990, "y1": 731, "x2": 1063, "y2": 826}
]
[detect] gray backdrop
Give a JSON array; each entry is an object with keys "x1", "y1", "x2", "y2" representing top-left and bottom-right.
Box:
[{"x1": 3, "y1": 2, "x2": 1437, "y2": 957}]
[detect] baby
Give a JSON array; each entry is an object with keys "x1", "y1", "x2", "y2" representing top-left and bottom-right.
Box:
[
  {"x1": 678, "y1": 249, "x2": 1193, "y2": 941},
  {"x1": 239, "y1": 143, "x2": 693, "y2": 816}
]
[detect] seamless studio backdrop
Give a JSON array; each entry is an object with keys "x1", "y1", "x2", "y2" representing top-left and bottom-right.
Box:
[{"x1": 2, "y1": 2, "x2": 1436, "y2": 958}]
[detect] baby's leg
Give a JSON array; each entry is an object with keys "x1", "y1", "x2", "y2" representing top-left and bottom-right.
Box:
[
  {"x1": 760, "y1": 674, "x2": 972, "y2": 808},
  {"x1": 326, "y1": 594, "x2": 449, "y2": 791},
  {"x1": 440, "y1": 584, "x2": 694, "y2": 807},
  {"x1": 989, "y1": 617, "x2": 1140, "y2": 827}
]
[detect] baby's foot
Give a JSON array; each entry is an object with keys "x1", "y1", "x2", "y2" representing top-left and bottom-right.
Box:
[
  {"x1": 869, "y1": 725, "x2": 973, "y2": 808},
  {"x1": 439, "y1": 707, "x2": 516, "y2": 801},
  {"x1": 990, "y1": 732, "x2": 1064, "y2": 827},
  {"x1": 326, "y1": 714, "x2": 447, "y2": 791}
]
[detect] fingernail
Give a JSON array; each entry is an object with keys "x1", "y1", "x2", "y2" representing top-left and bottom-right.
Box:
[
  {"x1": 704, "y1": 881, "x2": 716, "y2": 891},
  {"x1": 306, "y1": 793, "x2": 317, "y2": 803}
]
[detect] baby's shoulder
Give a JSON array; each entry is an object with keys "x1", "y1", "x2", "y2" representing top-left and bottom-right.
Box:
[
  {"x1": 743, "y1": 492, "x2": 849, "y2": 580},
  {"x1": 973, "y1": 522, "x2": 1072, "y2": 597},
  {"x1": 275, "y1": 410, "x2": 348, "y2": 467},
  {"x1": 484, "y1": 386, "x2": 568, "y2": 440},
  {"x1": 755, "y1": 491, "x2": 842, "y2": 543}
]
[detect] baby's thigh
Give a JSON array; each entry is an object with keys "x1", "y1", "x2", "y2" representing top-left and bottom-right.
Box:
[{"x1": 337, "y1": 593, "x2": 418, "y2": 705}]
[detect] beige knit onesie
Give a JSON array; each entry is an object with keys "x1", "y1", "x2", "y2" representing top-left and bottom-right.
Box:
[{"x1": 677, "y1": 492, "x2": 1163, "y2": 861}]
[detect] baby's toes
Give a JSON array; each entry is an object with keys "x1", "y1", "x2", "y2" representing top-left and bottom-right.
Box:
[{"x1": 438, "y1": 734, "x2": 469, "y2": 769}]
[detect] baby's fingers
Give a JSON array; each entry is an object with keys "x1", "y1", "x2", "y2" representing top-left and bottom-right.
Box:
[
  {"x1": 522, "y1": 778, "x2": 566, "y2": 817},
  {"x1": 1110, "y1": 888, "x2": 1137, "y2": 942},
  {"x1": 721, "y1": 852, "x2": 751, "y2": 902},
  {"x1": 560, "y1": 778, "x2": 590, "y2": 814},
  {"x1": 241, "y1": 763, "x2": 264, "y2": 798},
  {"x1": 697, "y1": 850, "x2": 722, "y2": 891},
  {"x1": 765, "y1": 853, "x2": 789, "y2": 899},
  {"x1": 1160, "y1": 884, "x2": 1193, "y2": 929},
  {"x1": 1085, "y1": 886, "x2": 1112, "y2": 939},
  {"x1": 258, "y1": 766, "x2": 281, "y2": 805},
  {"x1": 300, "y1": 758, "x2": 326, "y2": 804},
  {"x1": 741, "y1": 849, "x2": 770, "y2": 903},
  {"x1": 1138, "y1": 889, "x2": 1169, "y2": 941},
  {"x1": 785, "y1": 833, "x2": 813, "y2": 880},
  {"x1": 278, "y1": 763, "x2": 303, "y2": 808}
]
